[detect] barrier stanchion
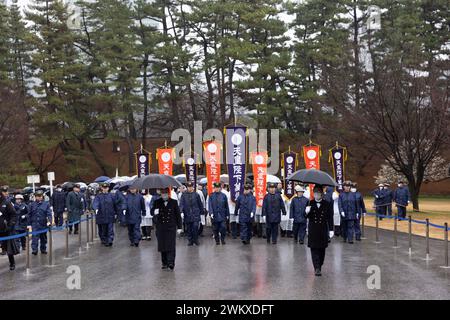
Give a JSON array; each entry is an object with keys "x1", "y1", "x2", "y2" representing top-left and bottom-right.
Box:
[
  {"x1": 78, "y1": 220, "x2": 82, "y2": 254},
  {"x1": 48, "y1": 226, "x2": 53, "y2": 266},
  {"x1": 64, "y1": 219, "x2": 70, "y2": 259},
  {"x1": 374, "y1": 214, "x2": 381, "y2": 244},
  {"x1": 90, "y1": 212, "x2": 94, "y2": 243},
  {"x1": 85, "y1": 214, "x2": 90, "y2": 249},
  {"x1": 393, "y1": 215, "x2": 400, "y2": 249},
  {"x1": 408, "y1": 215, "x2": 413, "y2": 255},
  {"x1": 25, "y1": 227, "x2": 31, "y2": 274},
  {"x1": 421, "y1": 218, "x2": 433, "y2": 261},
  {"x1": 361, "y1": 214, "x2": 366, "y2": 239},
  {"x1": 93, "y1": 213, "x2": 98, "y2": 240},
  {"x1": 440, "y1": 223, "x2": 449, "y2": 269}
]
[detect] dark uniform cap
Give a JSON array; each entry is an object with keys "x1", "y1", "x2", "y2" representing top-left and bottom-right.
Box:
[
  {"x1": 343, "y1": 181, "x2": 352, "y2": 187},
  {"x1": 74, "y1": 183, "x2": 81, "y2": 189},
  {"x1": 0, "y1": 185, "x2": 9, "y2": 192},
  {"x1": 213, "y1": 182, "x2": 221, "y2": 188},
  {"x1": 101, "y1": 182, "x2": 109, "y2": 188},
  {"x1": 35, "y1": 190, "x2": 44, "y2": 196},
  {"x1": 244, "y1": 184, "x2": 252, "y2": 190},
  {"x1": 268, "y1": 183, "x2": 277, "y2": 188},
  {"x1": 351, "y1": 182, "x2": 358, "y2": 188}
]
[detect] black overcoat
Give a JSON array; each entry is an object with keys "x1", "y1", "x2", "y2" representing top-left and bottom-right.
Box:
[
  {"x1": 306, "y1": 199, "x2": 334, "y2": 249},
  {"x1": 153, "y1": 198, "x2": 182, "y2": 252}
]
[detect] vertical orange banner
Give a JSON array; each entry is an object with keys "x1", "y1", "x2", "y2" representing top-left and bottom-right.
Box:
[
  {"x1": 302, "y1": 144, "x2": 321, "y2": 199},
  {"x1": 251, "y1": 151, "x2": 268, "y2": 208},
  {"x1": 156, "y1": 148, "x2": 174, "y2": 175},
  {"x1": 203, "y1": 140, "x2": 222, "y2": 195}
]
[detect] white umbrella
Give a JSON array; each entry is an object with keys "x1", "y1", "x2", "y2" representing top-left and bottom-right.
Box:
[
  {"x1": 76, "y1": 182, "x2": 88, "y2": 189},
  {"x1": 266, "y1": 175, "x2": 282, "y2": 184},
  {"x1": 199, "y1": 177, "x2": 208, "y2": 184}
]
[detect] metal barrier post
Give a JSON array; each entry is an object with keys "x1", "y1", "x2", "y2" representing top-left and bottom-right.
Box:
[
  {"x1": 393, "y1": 216, "x2": 399, "y2": 248},
  {"x1": 48, "y1": 227, "x2": 53, "y2": 266},
  {"x1": 78, "y1": 220, "x2": 82, "y2": 254},
  {"x1": 85, "y1": 214, "x2": 90, "y2": 249},
  {"x1": 93, "y1": 213, "x2": 98, "y2": 240},
  {"x1": 361, "y1": 214, "x2": 366, "y2": 239},
  {"x1": 90, "y1": 212, "x2": 94, "y2": 243},
  {"x1": 408, "y1": 215, "x2": 413, "y2": 255},
  {"x1": 422, "y1": 218, "x2": 433, "y2": 261},
  {"x1": 374, "y1": 214, "x2": 381, "y2": 244},
  {"x1": 25, "y1": 227, "x2": 31, "y2": 274},
  {"x1": 440, "y1": 223, "x2": 449, "y2": 269},
  {"x1": 64, "y1": 219, "x2": 70, "y2": 259}
]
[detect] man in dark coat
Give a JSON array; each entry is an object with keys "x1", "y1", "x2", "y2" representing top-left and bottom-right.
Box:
[
  {"x1": 125, "y1": 187, "x2": 146, "y2": 247},
  {"x1": 29, "y1": 190, "x2": 52, "y2": 255},
  {"x1": 305, "y1": 185, "x2": 334, "y2": 276},
  {"x1": 290, "y1": 185, "x2": 309, "y2": 244},
  {"x1": 180, "y1": 182, "x2": 204, "y2": 246},
  {"x1": 338, "y1": 181, "x2": 360, "y2": 244},
  {"x1": 208, "y1": 182, "x2": 230, "y2": 245},
  {"x1": 51, "y1": 185, "x2": 66, "y2": 227},
  {"x1": 234, "y1": 184, "x2": 257, "y2": 245},
  {"x1": 92, "y1": 183, "x2": 117, "y2": 247},
  {"x1": 351, "y1": 182, "x2": 366, "y2": 241},
  {"x1": 262, "y1": 183, "x2": 287, "y2": 244},
  {"x1": 372, "y1": 183, "x2": 387, "y2": 221},
  {"x1": 0, "y1": 186, "x2": 19, "y2": 270},
  {"x1": 152, "y1": 188, "x2": 183, "y2": 270},
  {"x1": 384, "y1": 183, "x2": 393, "y2": 216},
  {"x1": 66, "y1": 184, "x2": 85, "y2": 234},
  {"x1": 393, "y1": 181, "x2": 410, "y2": 219},
  {"x1": 13, "y1": 194, "x2": 29, "y2": 250}
]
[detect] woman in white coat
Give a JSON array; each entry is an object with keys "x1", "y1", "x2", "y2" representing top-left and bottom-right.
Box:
[{"x1": 141, "y1": 190, "x2": 154, "y2": 240}]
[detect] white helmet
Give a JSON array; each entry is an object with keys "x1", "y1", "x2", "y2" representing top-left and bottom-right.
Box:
[
  {"x1": 15, "y1": 194, "x2": 24, "y2": 200},
  {"x1": 294, "y1": 185, "x2": 305, "y2": 192}
]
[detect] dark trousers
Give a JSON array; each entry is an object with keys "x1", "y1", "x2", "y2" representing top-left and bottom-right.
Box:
[
  {"x1": 198, "y1": 223, "x2": 204, "y2": 236},
  {"x1": 266, "y1": 222, "x2": 279, "y2": 243},
  {"x1": 293, "y1": 222, "x2": 307, "y2": 242},
  {"x1": 98, "y1": 223, "x2": 114, "y2": 244},
  {"x1": 212, "y1": 221, "x2": 227, "y2": 242},
  {"x1": 240, "y1": 222, "x2": 252, "y2": 242},
  {"x1": 69, "y1": 223, "x2": 79, "y2": 234},
  {"x1": 15, "y1": 229, "x2": 27, "y2": 249},
  {"x1": 254, "y1": 222, "x2": 265, "y2": 238},
  {"x1": 161, "y1": 250, "x2": 176, "y2": 267},
  {"x1": 310, "y1": 248, "x2": 326, "y2": 270},
  {"x1": 376, "y1": 206, "x2": 386, "y2": 220},
  {"x1": 346, "y1": 219, "x2": 356, "y2": 242},
  {"x1": 127, "y1": 223, "x2": 141, "y2": 244},
  {"x1": 54, "y1": 211, "x2": 64, "y2": 227},
  {"x1": 355, "y1": 217, "x2": 362, "y2": 240},
  {"x1": 397, "y1": 206, "x2": 407, "y2": 219},
  {"x1": 387, "y1": 205, "x2": 392, "y2": 216},
  {"x1": 230, "y1": 222, "x2": 238, "y2": 238},
  {"x1": 186, "y1": 221, "x2": 200, "y2": 244},
  {"x1": 141, "y1": 226, "x2": 152, "y2": 238},
  {"x1": 31, "y1": 229, "x2": 47, "y2": 252},
  {"x1": 341, "y1": 220, "x2": 348, "y2": 240}
]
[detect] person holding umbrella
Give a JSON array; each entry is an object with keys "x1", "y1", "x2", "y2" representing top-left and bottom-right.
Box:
[
  {"x1": 152, "y1": 188, "x2": 183, "y2": 270},
  {"x1": 305, "y1": 185, "x2": 334, "y2": 276}
]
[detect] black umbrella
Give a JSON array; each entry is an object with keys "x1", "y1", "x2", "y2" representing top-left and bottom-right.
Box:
[
  {"x1": 131, "y1": 174, "x2": 182, "y2": 190},
  {"x1": 287, "y1": 169, "x2": 337, "y2": 187},
  {"x1": 174, "y1": 175, "x2": 187, "y2": 184},
  {"x1": 62, "y1": 182, "x2": 75, "y2": 191}
]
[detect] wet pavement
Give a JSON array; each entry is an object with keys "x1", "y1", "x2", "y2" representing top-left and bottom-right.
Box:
[{"x1": 0, "y1": 223, "x2": 449, "y2": 300}]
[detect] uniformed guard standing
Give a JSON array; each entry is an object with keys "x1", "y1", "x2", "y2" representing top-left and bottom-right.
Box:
[
  {"x1": 180, "y1": 182, "x2": 204, "y2": 246},
  {"x1": 262, "y1": 183, "x2": 287, "y2": 244},
  {"x1": 51, "y1": 185, "x2": 66, "y2": 227},
  {"x1": 125, "y1": 187, "x2": 146, "y2": 247},
  {"x1": 394, "y1": 181, "x2": 410, "y2": 219},
  {"x1": 372, "y1": 183, "x2": 387, "y2": 221},
  {"x1": 13, "y1": 194, "x2": 29, "y2": 250},
  {"x1": 66, "y1": 184, "x2": 85, "y2": 234},
  {"x1": 29, "y1": 190, "x2": 52, "y2": 255},
  {"x1": 351, "y1": 182, "x2": 366, "y2": 241},
  {"x1": 384, "y1": 183, "x2": 393, "y2": 216},
  {"x1": 234, "y1": 184, "x2": 256, "y2": 245},
  {"x1": 338, "y1": 181, "x2": 360, "y2": 244},
  {"x1": 305, "y1": 185, "x2": 334, "y2": 276},
  {"x1": 92, "y1": 183, "x2": 117, "y2": 247},
  {"x1": 290, "y1": 185, "x2": 309, "y2": 244},
  {"x1": 152, "y1": 188, "x2": 183, "y2": 270},
  {"x1": 208, "y1": 182, "x2": 230, "y2": 245},
  {"x1": 0, "y1": 186, "x2": 19, "y2": 270}
]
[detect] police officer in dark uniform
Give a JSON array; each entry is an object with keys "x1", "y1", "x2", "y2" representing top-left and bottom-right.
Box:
[
  {"x1": 234, "y1": 184, "x2": 257, "y2": 245},
  {"x1": 66, "y1": 184, "x2": 85, "y2": 234},
  {"x1": 125, "y1": 187, "x2": 146, "y2": 247},
  {"x1": 93, "y1": 183, "x2": 117, "y2": 247},
  {"x1": 208, "y1": 182, "x2": 230, "y2": 245},
  {"x1": 338, "y1": 181, "x2": 360, "y2": 244},
  {"x1": 351, "y1": 182, "x2": 366, "y2": 241},
  {"x1": 384, "y1": 183, "x2": 393, "y2": 216},
  {"x1": 290, "y1": 185, "x2": 309, "y2": 244},
  {"x1": 51, "y1": 184, "x2": 66, "y2": 227},
  {"x1": 152, "y1": 188, "x2": 183, "y2": 270},
  {"x1": 305, "y1": 185, "x2": 334, "y2": 276},
  {"x1": 13, "y1": 194, "x2": 29, "y2": 250},
  {"x1": 180, "y1": 182, "x2": 204, "y2": 246},
  {"x1": 372, "y1": 183, "x2": 386, "y2": 221},
  {"x1": 262, "y1": 183, "x2": 287, "y2": 244},
  {"x1": 394, "y1": 181, "x2": 410, "y2": 219},
  {"x1": 0, "y1": 186, "x2": 19, "y2": 270},
  {"x1": 29, "y1": 190, "x2": 52, "y2": 255}
]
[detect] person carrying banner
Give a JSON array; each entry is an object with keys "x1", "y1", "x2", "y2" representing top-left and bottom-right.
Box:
[
  {"x1": 290, "y1": 185, "x2": 309, "y2": 244},
  {"x1": 234, "y1": 184, "x2": 256, "y2": 245},
  {"x1": 338, "y1": 181, "x2": 360, "y2": 244},
  {"x1": 351, "y1": 182, "x2": 366, "y2": 241},
  {"x1": 262, "y1": 183, "x2": 287, "y2": 244},
  {"x1": 305, "y1": 185, "x2": 334, "y2": 276},
  {"x1": 208, "y1": 182, "x2": 230, "y2": 245},
  {"x1": 180, "y1": 182, "x2": 204, "y2": 246},
  {"x1": 394, "y1": 181, "x2": 410, "y2": 219}
]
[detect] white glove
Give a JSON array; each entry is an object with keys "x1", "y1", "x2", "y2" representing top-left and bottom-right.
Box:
[
  {"x1": 95, "y1": 210, "x2": 98, "y2": 215},
  {"x1": 332, "y1": 192, "x2": 339, "y2": 201},
  {"x1": 210, "y1": 214, "x2": 214, "y2": 220},
  {"x1": 181, "y1": 213, "x2": 184, "y2": 219},
  {"x1": 329, "y1": 231, "x2": 334, "y2": 238},
  {"x1": 21, "y1": 215, "x2": 26, "y2": 219},
  {"x1": 177, "y1": 229, "x2": 182, "y2": 235},
  {"x1": 47, "y1": 222, "x2": 51, "y2": 227},
  {"x1": 341, "y1": 212, "x2": 345, "y2": 218},
  {"x1": 122, "y1": 210, "x2": 126, "y2": 215},
  {"x1": 154, "y1": 209, "x2": 159, "y2": 215},
  {"x1": 363, "y1": 212, "x2": 367, "y2": 216},
  {"x1": 356, "y1": 214, "x2": 360, "y2": 220},
  {"x1": 250, "y1": 212, "x2": 254, "y2": 218},
  {"x1": 305, "y1": 206, "x2": 311, "y2": 214},
  {"x1": 375, "y1": 195, "x2": 379, "y2": 198}
]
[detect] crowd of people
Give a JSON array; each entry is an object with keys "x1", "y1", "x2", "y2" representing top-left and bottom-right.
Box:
[{"x1": 0, "y1": 178, "x2": 410, "y2": 276}]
